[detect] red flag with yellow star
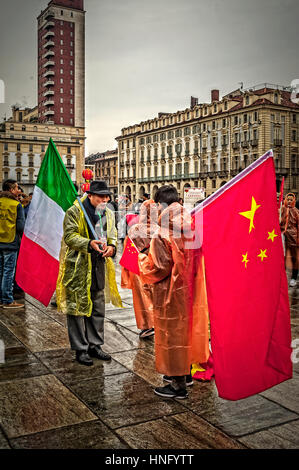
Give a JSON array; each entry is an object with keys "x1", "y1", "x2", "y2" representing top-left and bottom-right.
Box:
[
  {"x1": 193, "y1": 150, "x2": 292, "y2": 400},
  {"x1": 119, "y1": 237, "x2": 140, "y2": 275}
]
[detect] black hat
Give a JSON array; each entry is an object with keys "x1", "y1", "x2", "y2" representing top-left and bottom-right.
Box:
[{"x1": 86, "y1": 180, "x2": 111, "y2": 196}]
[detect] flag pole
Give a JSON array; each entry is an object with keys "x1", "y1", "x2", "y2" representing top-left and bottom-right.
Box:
[{"x1": 76, "y1": 196, "x2": 99, "y2": 240}]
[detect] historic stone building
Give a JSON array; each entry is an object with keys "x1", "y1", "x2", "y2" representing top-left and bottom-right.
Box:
[
  {"x1": 0, "y1": 106, "x2": 85, "y2": 193},
  {"x1": 116, "y1": 84, "x2": 299, "y2": 202},
  {"x1": 0, "y1": 0, "x2": 86, "y2": 193},
  {"x1": 85, "y1": 149, "x2": 118, "y2": 198},
  {"x1": 37, "y1": 0, "x2": 85, "y2": 128}
]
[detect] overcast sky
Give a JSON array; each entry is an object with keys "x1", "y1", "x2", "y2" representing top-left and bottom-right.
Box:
[{"x1": 0, "y1": 0, "x2": 298, "y2": 155}]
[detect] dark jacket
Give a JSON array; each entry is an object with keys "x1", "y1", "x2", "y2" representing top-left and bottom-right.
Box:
[{"x1": 0, "y1": 191, "x2": 25, "y2": 251}]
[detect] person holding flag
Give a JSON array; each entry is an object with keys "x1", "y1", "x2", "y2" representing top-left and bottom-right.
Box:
[
  {"x1": 280, "y1": 193, "x2": 299, "y2": 287},
  {"x1": 138, "y1": 186, "x2": 199, "y2": 399},
  {"x1": 16, "y1": 138, "x2": 122, "y2": 366},
  {"x1": 121, "y1": 199, "x2": 159, "y2": 338},
  {"x1": 57, "y1": 180, "x2": 121, "y2": 366}
]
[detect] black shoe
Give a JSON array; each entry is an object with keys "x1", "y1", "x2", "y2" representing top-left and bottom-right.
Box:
[
  {"x1": 88, "y1": 345, "x2": 111, "y2": 361},
  {"x1": 154, "y1": 384, "x2": 188, "y2": 399},
  {"x1": 163, "y1": 374, "x2": 193, "y2": 387},
  {"x1": 76, "y1": 351, "x2": 93, "y2": 366}
]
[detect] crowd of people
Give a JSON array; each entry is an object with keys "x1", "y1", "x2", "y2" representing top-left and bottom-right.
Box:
[{"x1": 0, "y1": 178, "x2": 298, "y2": 399}]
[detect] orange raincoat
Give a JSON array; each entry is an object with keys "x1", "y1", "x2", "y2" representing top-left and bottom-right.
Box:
[
  {"x1": 138, "y1": 202, "x2": 209, "y2": 377},
  {"x1": 121, "y1": 200, "x2": 159, "y2": 330}
]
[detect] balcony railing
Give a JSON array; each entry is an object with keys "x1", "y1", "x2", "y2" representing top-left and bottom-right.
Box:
[
  {"x1": 45, "y1": 9, "x2": 55, "y2": 20},
  {"x1": 44, "y1": 80, "x2": 54, "y2": 87},
  {"x1": 44, "y1": 41, "x2": 54, "y2": 49},
  {"x1": 43, "y1": 50, "x2": 54, "y2": 59},
  {"x1": 43, "y1": 31, "x2": 54, "y2": 41},
  {"x1": 43, "y1": 70, "x2": 55, "y2": 78},
  {"x1": 232, "y1": 142, "x2": 240, "y2": 149},
  {"x1": 43, "y1": 60, "x2": 55, "y2": 68},
  {"x1": 45, "y1": 110, "x2": 54, "y2": 116},
  {"x1": 45, "y1": 100, "x2": 54, "y2": 106},
  {"x1": 274, "y1": 139, "x2": 282, "y2": 146},
  {"x1": 276, "y1": 167, "x2": 288, "y2": 176},
  {"x1": 250, "y1": 139, "x2": 258, "y2": 146},
  {"x1": 241, "y1": 141, "x2": 249, "y2": 148},
  {"x1": 44, "y1": 21, "x2": 54, "y2": 29},
  {"x1": 43, "y1": 90, "x2": 54, "y2": 97}
]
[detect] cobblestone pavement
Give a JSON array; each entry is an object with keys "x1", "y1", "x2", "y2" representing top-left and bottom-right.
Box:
[{"x1": 0, "y1": 257, "x2": 298, "y2": 449}]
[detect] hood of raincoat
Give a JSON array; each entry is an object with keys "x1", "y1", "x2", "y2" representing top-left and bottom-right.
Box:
[
  {"x1": 128, "y1": 199, "x2": 159, "y2": 252},
  {"x1": 159, "y1": 201, "x2": 194, "y2": 244},
  {"x1": 284, "y1": 193, "x2": 296, "y2": 208}
]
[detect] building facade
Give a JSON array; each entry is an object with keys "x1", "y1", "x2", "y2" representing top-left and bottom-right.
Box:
[
  {"x1": 0, "y1": 0, "x2": 86, "y2": 193},
  {"x1": 116, "y1": 84, "x2": 299, "y2": 202},
  {"x1": 85, "y1": 149, "x2": 118, "y2": 198},
  {"x1": 0, "y1": 106, "x2": 85, "y2": 193},
  {"x1": 37, "y1": 0, "x2": 85, "y2": 128}
]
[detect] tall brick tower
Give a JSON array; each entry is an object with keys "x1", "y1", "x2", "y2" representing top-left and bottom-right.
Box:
[{"x1": 37, "y1": 0, "x2": 85, "y2": 127}]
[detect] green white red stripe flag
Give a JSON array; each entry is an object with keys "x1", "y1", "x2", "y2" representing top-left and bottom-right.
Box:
[{"x1": 16, "y1": 138, "x2": 77, "y2": 306}]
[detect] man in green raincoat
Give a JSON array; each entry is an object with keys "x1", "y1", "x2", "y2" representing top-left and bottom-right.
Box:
[{"x1": 57, "y1": 180, "x2": 122, "y2": 366}]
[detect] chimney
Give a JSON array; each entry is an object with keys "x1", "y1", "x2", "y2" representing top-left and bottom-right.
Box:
[
  {"x1": 211, "y1": 89, "x2": 219, "y2": 102},
  {"x1": 190, "y1": 96, "x2": 198, "y2": 108}
]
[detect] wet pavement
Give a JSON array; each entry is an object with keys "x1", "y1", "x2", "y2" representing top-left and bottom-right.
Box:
[{"x1": 0, "y1": 257, "x2": 298, "y2": 449}]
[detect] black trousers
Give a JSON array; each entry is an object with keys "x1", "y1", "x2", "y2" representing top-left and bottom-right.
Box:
[{"x1": 67, "y1": 289, "x2": 105, "y2": 351}]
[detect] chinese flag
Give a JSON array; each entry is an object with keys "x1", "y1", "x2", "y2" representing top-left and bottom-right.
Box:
[
  {"x1": 194, "y1": 150, "x2": 292, "y2": 400},
  {"x1": 119, "y1": 237, "x2": 140, "y2": 275}
]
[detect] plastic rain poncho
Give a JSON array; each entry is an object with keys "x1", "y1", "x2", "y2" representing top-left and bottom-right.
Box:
[{"x1": 56, "y1": 196, "x2": 123, "y2": 317}]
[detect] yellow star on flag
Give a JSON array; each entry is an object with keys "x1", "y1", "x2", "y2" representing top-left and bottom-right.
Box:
[
  {"x1": 239, "y1": 197, "x2": 261, "y2": 233},
  {"x1": 242, "y1": 252, "x2": 249, "y2": 268},
  {"x1": 258, "y1": 249, "x2": 267, "y2": 261},
  {"x1": 267, "y1": 229, "x2": 278, "y2": 242}
]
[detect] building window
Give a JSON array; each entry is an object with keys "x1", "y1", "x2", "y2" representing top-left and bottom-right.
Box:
[
  {"x1": 60, "y1": 30, "x2": 63, "y2": 35},
  {"x1": 29, "y1": 144, "x2": 33, "y2": 152},
  {"x1": 292, "y1": 130, "x2": 297, "y2": 142},
  {"x1": 60, "y1": 98, "x2": 63, "y2": 103},
  {"x1": 17, "y1": 173, "x2": 21, "y2": 182},
  {"x1": 60, "y1": 40, "x2": 63, "y2": 45},
  {"x1": 17, "y1": 143, "x2": 21, "y2": 151},
  {"x1": 245, "y1": 95, "x2": 249, "y2": 105},
  {"x1": 234, "y1": 116, "x2": 238, "y2": 126},
  {"x1": 274, "y1": 93, "x2": 278, "y2": 104},
  {"x1": 61, "y1": 10, "x2": 63, "y2": 15},
  {"x1": 293, "y1": 114, "x2": 297, "y2": 124},
  {"x1": 10, "y1": 124, "x2": 14, "y2": 130},
  {"x1": 60, "y1": 78, "x2": 63, "y2": 84},
  {"x1": 67, "y1": 146, "x2": 71, "y2": 154},
  {"x1": 60, "y1": 108, "x2": 63, "y2": 113},
  {"x1": 254, "y1": 111, "x2": 258, "y2": 121},
  {"x1": 60, "y1": 68, "x2": 63, "y2": 74},
  {"x1": 60, "y1": 88, "x2": 63, "y2": 93},
  {"x1": 243, "y1": 114, "x2": 247, "y2": 124}
]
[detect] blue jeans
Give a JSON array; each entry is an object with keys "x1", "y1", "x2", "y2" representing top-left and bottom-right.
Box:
[{"x1": 0, "y1": 250, "x2": 18, "y2": 304}]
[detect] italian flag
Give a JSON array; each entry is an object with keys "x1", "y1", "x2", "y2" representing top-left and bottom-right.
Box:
[{"x1": 16, "y1": 138, "x2": 77, "y2": 306}]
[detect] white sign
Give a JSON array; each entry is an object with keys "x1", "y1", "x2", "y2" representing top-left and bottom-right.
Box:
[{"x1": 184, "y1": 188, "x2": 205, "y2": 210}]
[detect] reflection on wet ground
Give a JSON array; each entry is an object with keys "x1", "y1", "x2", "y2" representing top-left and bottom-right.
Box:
[{"x1": 0, "y1": 258, "x2": 298, "y2": 449}]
